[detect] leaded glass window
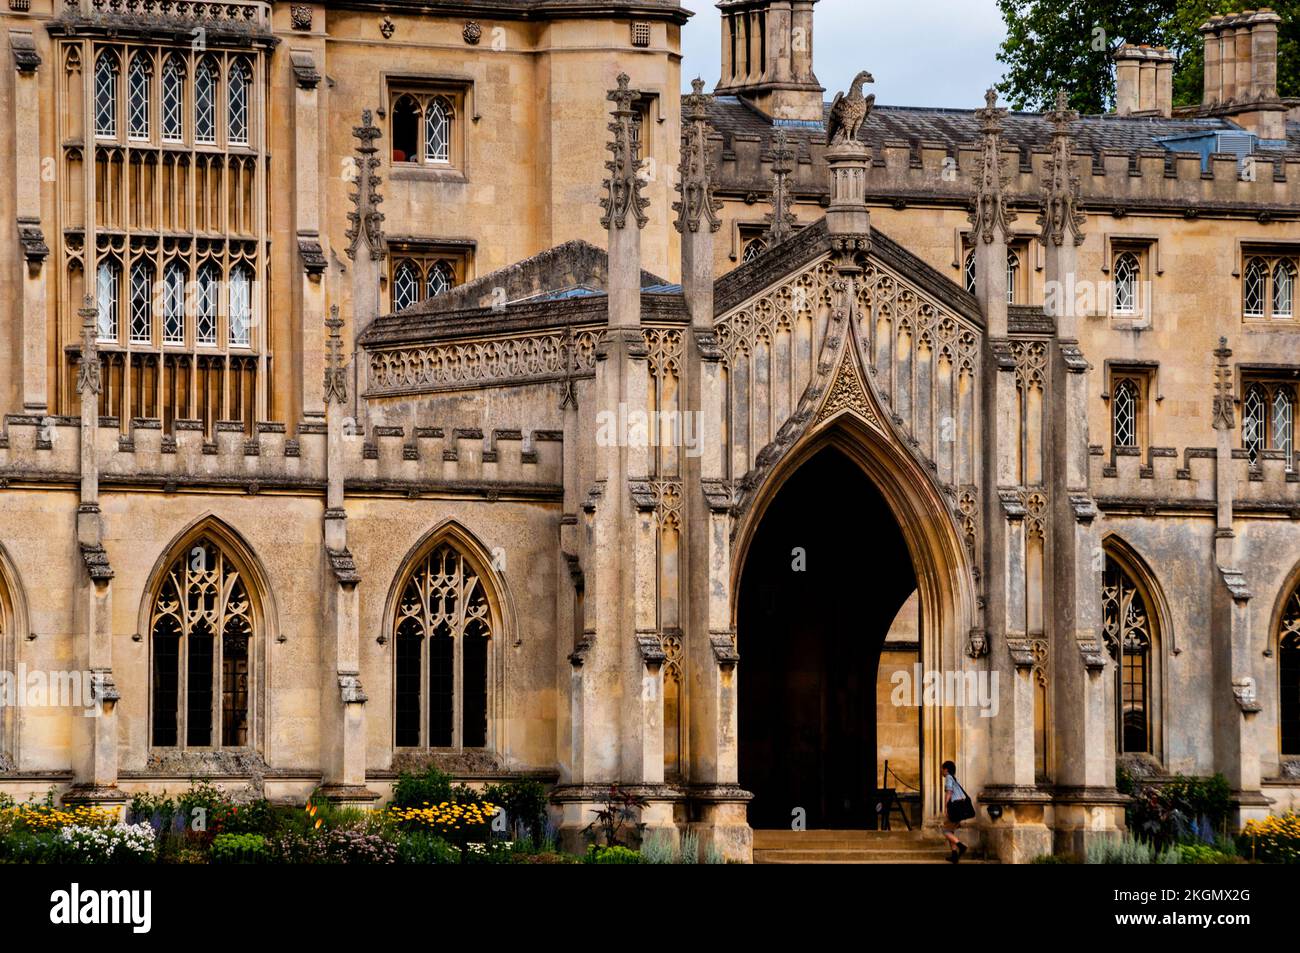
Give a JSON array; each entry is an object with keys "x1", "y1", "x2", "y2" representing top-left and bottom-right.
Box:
[
  {"x1": 1114, "y1": 252, "x2": 1139, "y2": 315},
  {"x1": 163, "y1": 262, "x2": 186, "y2": 345},
  {"x1": 1243, "y1": 381, "x2": 1296, "y2": 468},
  {"x1": 744, "y1": 238, "x2": 767, "y2": 265},
  {"x1": 1102, "y1": 556, "x2": 1153, "y2": 754},
  {"x1": 393, "y1": 541, "x2": 492, "y2": 749},
  {"x1": 161, "y1": 56, "x2": 185, "y2": 142},
  {"x1": 1275, "y1": 387, "x2": 1295, "y2": 466},
  {"x1": 1112, "y1": 378, "x2": 1138, "y2": 449},
  {"x1": 424, "y1": 96, "x2": 452, "y2": 164},
  {"x1": 228, "y1": 58, "x2": 250, "y2": 146},
  {"x1": 195, "y1": 57, "x2": 217, "y2": 145},
  {"x1": 94, "y1": 51, "x2": 118, "y2": 138},
  {"x1": 196, "y1": 262, "x2": 218, "y2": 344},
  {"x1": 1244, "y1": 383, "x2": 1267, "y2": 464},
  {"x1": 228, "y1": 264, "x2": 251, "y2": 347},
  {"x1": 964, "y1": 250, "x2": 975, "y2": 294},
  {"x1": 427, "y1": 260, "x2": 455, "y2": 299},
  {"x1": 96, "y1": 259, "x2": 120, "y2": 342},
  {"x1": 1006, "y1": 248, "x2": 1020, "y2": 304},
  {"x1": 127, "y1": 53, "x2": 151, "y2": 140},
  {"x1": 129, "y1": 260, "x2": 154, "y2": 344},
  {"x1": 150, "y1": 537, "x2": 253, "y2": 748},
  {"x1": 1274, "y1": 260, "x2": 1295, "y2": 319},
  {"x1": 392, "y1": 260, "x2": 419, "y2": 312}
]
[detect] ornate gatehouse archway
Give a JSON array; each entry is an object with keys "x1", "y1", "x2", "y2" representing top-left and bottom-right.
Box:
[{"x1": 737, "y1": 445, "x2": 919, "y2": 828}]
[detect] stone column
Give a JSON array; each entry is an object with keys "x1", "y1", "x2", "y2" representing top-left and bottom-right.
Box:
[
  {"x1": 291, "y1": 48, "x2": 327, "y2": 422},
  {"x1": 65, "y1": 300, "x2": 125, "y2": 815},
  {"x1": 317, "y1": 307, "x2": 377, "y2": 808},
  {"x1": 1209, "y1": 339, "x2": 1268, "y2": 824},
  {"x1": 11, "y1": 32, "x2": 48, "y2": 412}
]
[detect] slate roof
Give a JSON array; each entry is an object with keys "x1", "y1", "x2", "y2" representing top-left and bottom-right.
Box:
[{"x1": 705, "y1": 95, "x2": 1300, "y2": 160}]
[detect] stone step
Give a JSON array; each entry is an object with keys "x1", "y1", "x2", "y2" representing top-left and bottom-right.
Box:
[
  {"x1": 755, "y1": 848, "x2": 955, "y2": 863},
  {"x1": 751, "y1": 828, "x2": 994, "y2": 864}
]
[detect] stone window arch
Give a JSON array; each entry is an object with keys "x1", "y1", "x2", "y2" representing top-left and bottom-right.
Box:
[
  {"x1": 1243, "y1": 379, "x2": 1295, "y2": 469},
  {"x1": 161, "y1": 55, "x2": 185, "y2": 142},
  {"x1": 1112, "y1": 377, "x2": 1138, "y2": 449},
  {"x1": 96, "y1": 257, "x2": 121, "y2": 342},
  {"x1": 424, "y1": 95, "x2": 453, "y2": 164},
  {"x1": 194, "y1": 56, "x2": 218, "y2": 145},
  {"x1": 1102, "y1": 546, "x2": 1163, "y2": 756},
  {"x1": 426, "y1": 259, "x2": 455, "y2": 299},
  {"x1": 391, "y1": 534, "x2": 500, "y2": 750},
  {"x1": 227, "y1": 57, "x2": 251, "y2": 146},
  {"x1": 148, "y1": 532, "x2": 262, "y2": 749},
  {"x1": 128, "y1": 257, "x2": 154, "y2": 345},
  {"x1": 1274, "y1": 259, "x2": 1295, "y2": 319},
  {"x1": 392, "y1": 259, "x2": 420, "y2": 312}
]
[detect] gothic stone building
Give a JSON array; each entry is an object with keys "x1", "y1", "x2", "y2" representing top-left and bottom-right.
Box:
[{"x1": 0, "y1": 0, "x2": 1298, "y2": 863}]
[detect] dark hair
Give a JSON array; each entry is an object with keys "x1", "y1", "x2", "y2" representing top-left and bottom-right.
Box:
[{"x1": 941, "y1": 760, "x2": 956, "y2": 777}]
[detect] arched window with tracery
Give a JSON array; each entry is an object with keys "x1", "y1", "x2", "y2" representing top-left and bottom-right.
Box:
[
  {"x1": 1112, "y1": 378, "x2": 1138, "y2": 449},
  {"x1": 163, "y1": 261, "x2": 186, "y2": 345},
  {"x1": 194, "y1": 57, "x2": 217, "y2": 145},
  {"x1": 1102, "y1": 553, "x2": 1157, "y2": 754},
  {"x1": 129, "y1": 259, "x2": 154, "y2": 344},
  {"x1": 392, "y1": 259, "x2": 420, "y2": 312},
  {"x1": 96, "y1": 258, "x2": 120, "y2": 342},
  {"x1": 1274, "y1": 260, "x2": 1296, "y2": 319},
  {"x1": 743, "y1": 238, "x2": 767, "y2": 265},
  {"x1": 127, "y1": 53, "x2": 151, "y2": 140},
  {"x1": 427, "y1": 259, "x2": 455, "y2": 299},
  {"x1": 1281, "y1": 583, "x2": 1300, "y2": 755},
  {"x1": 150, "y1": 536, "x2": 255, "y2": 748},
  {"x1": 228, "y1": 58, "x2": 250, "y2": 146},
  {"x1": 161, "y1": 55, "x2": 185, "y2": 142},
  {"x1": 1244, "y1": 257, "x2": 1268, "y2": 318},
  {"x1": 1113, "y1": 252, "x2": 1139, "y2": 315},
  {"x1": 424, "y1": 96, "x2": 452, "y2": 164},
  {"x1": 1006, "y1": 248, "x2": 1020, "y2": 304},
  {"x1": 1243, "y1": 380, "x2": 1295, "y2": 468},
  {"x1": 196, "y1": 261, "x2": 218, "y2": 344},
  {"x1": 393, "y1": 540, "x2": 493, "y2": 749},
  {"x1": 228, "y1": 263, "x2": 251, "y2": 347},
  {"x1": 94, "y1": 50, "x2": 119, "y2": 138},
  {"x1": 963, "y1": 250, "x2": 975, "y2": 294}
]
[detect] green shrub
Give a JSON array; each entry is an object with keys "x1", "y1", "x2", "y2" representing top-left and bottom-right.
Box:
[
  {"x1": 211, "y1": 833, "x2": 269, "y2": 864},
  {"x1": 0, "y1": 831, "x2": 66, "y2": 863},
  {"x1": 391, "y1": 767, "x2": 454, "y2": 810},
  {"x1": 639, "y1": 831, "x2": 675, "y2": 864},
  {"x1": 587, "y1": 844, "x2": 641, "y2": 864},
  {"x1": 1175, "y1": 842, "x2": 1243, "y2": 865},
  {"x1": 483, "y1": 780, "x2": 549, "y2": 842},
  {"x1": 1087, "y1": 835, "x2": 1180, "y2": 865},
  {"x1": 396, "y1": 830, "x2": 461, "y2": 864}
]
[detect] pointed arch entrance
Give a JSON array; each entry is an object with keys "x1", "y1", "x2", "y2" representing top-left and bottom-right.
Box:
[{"x1": 732, "y1": 416, "x2": 976, "y2": 831}]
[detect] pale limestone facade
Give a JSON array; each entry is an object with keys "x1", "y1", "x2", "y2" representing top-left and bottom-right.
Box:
[{"x1": 1, "y1": 0, "x2": 1299, "y2": 863}]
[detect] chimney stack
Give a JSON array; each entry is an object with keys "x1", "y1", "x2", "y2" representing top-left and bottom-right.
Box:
[
  {"x1": 1113, "y1": 44, "x2": 1175, "y2": 118},
  {"x1": 1199, "y1": 9, "x2": 1285, "y2": 139},
  {"x1": 716, "y1": 0, "x2": 825, "y2": 122}
]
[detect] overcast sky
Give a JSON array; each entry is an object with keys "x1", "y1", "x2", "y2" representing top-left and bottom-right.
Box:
[{"x1": 679, "y1": 0, "x2": 1008, "y2": 109}]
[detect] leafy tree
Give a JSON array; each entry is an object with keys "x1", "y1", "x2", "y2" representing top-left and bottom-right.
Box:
[{"x1": 997, "y1": 0, "x2": 1298, "y2": 113}]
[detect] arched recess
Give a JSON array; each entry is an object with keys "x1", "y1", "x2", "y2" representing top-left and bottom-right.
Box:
[
  {"x1": 136, "y1": 515, "x2": 278, "y2": 754},
  {"x1": 1100, "y1": 534, "x2": 1171, "y2": 762},
  {"x1": 1269, "y1": 560, "x2": 1300, "y2": 760},
  {"x1": 730, "y1": 410, "x2": 979, "y2": 819},
  {"x1": 380, "y1": 520, "x2": 518, "y2": 757},
  {"x1": 0, "y1": 541, "x2": 30, "y2": 769}
]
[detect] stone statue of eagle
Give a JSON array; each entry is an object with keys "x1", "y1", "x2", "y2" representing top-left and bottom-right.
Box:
[{"x1": 826, "y1": 70, "x2": 875, "y2": 145}]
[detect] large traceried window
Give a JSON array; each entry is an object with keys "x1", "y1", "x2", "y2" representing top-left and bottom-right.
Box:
[
  {"x1": 161, "y1": 55, "x2": 185, "y2": 142},
  {"x1": 95, "y1": 50, "x2": 119, "y2": 138},
  {"x1": 127, "y1": 53, "x2": 151, "y2": 140},
  {"x1": 227, "y1": 57, "x2": 250, "y2": 146},
  {"x1": 150, "y1": 536, "x2": 254, "y2": 749},
  {"x1": 1281, "y1": 584, "x2": 1300, "y2": 755},
  {"x1": 1243, "y1": 380, "x2": 1296, "y2": 468},
  {"x1": 194, "y1": 57, "x2": 217, "y2": 144},
  {"x1": 1102, "y1": 554, "x2": 1157, "y2": 755},
  {"x1": 96, "y1": 259, "x2": 120, "y2": 342},
  {"x1": 393, "y1": 541, "x2": 492, "y2": 750}
]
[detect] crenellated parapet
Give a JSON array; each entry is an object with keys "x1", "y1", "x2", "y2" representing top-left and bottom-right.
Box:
[
  {"x1": 1090, "y1": 443, "x2": 1300, "y2": 513},
  {"x1": 710, "y1": 129, "x2": 1300, "y2": 219},
  {"x1": 0, "y1": 415, "x2": 564, "y2": 497}
]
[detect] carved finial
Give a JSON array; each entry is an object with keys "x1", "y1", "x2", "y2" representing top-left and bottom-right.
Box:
[
  {"x1": 763, "y1": 129, "x2": 798, "y2": 245},
  {"x1": 1213, "y1": 336, "x2": 1235, "y2": 430},
  {"x1": 345, "y1": 109, "x2": 386, "y2": 261},
  {"x1": 77, "y1": 295, "x2": 101, "y2": 397},
  {"x1": 601, "y1": 74, "x2": 650, "y2": 231},
  {"x1": 968, "y1": 88, "x2": 1016, "y2": 244},
  {"x1": 324, "y1": 305, "x2": 348, "y2": 405},
  {"x1": 1038, "y1": 89, "x2": 1086, "y2": 248},
  {"x1": 673, "y1": 78, "x2": 722, "y2": 235}
]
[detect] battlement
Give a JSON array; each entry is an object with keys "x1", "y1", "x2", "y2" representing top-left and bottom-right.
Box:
[
  {"x1": 1090, "y1": 444, "x2": 1300, "y2": 513},
  {"x1": 711, "y1": 130, "x2": 1300, "y2": 215},
  {"x1": 0, "y1": 415, "x2": 564, "y2": 499}
]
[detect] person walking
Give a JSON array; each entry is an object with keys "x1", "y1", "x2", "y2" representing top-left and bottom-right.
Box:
[{"x1": 941, "y1": 759, "x2": 974, "y2": 863}]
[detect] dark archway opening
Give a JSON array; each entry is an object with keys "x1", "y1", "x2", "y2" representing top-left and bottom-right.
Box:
[{"x1": 738, "y1": 447, "x2": 918, "y2": 829}]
